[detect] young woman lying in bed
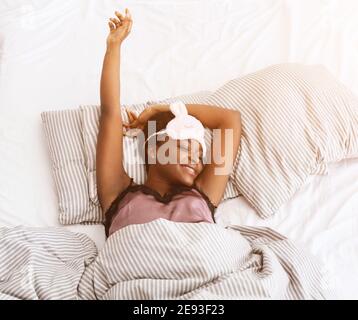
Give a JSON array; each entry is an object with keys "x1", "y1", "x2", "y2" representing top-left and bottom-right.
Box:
[{"x1": 97, "y1": 8, "x2": 241, "y2": 237}]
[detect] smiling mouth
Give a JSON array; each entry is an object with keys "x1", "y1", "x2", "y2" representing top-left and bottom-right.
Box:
[{"x1": 180, "y1": 165, "x2": 196, "y2": 176}]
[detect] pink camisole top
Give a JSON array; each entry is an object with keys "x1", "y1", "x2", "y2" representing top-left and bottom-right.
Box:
[{"x1": 104, "y1": 178, "x2": 217, "y2": 238}]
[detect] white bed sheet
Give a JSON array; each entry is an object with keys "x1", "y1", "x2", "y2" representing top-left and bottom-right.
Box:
[
  {"x1": 0, "y1": 0, "x2": 357, "y2": 299},
  {"x1": 216, "y1": 158, "x2": 358, "y2": 300}
]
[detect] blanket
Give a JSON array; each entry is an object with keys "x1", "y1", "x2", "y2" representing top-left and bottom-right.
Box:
[
  {"x1": 0, "y1": 226, "x2": 97, "y2": 300},
  {"x1": 0, "y1": 220, "x2": 334, "y2": 300}
]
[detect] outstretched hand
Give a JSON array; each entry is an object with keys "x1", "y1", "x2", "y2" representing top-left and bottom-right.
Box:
[
  {"x1": 123, "y1": 104, "x2": 170, "y2": 137},
  {"x1": 123, "y1": 107, "x2": 153, "y2": 137},
  {"x1": 107, "y1": 8, "x2": 133, "y2": 46}
]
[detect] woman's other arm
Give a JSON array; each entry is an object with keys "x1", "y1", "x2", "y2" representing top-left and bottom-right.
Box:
[{"x1": 184, "y1": 104, "x2": 241, "y2": 207}]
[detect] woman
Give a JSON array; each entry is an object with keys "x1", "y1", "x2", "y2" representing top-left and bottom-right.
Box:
[{"x1": 97, "y1": 8, "x2": 242, "y2": 238}]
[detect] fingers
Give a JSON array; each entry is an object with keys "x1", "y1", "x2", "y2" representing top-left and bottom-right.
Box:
[
  {"x1": 123, "y1": 108, "x2": 139, "y2": 130},
  {"x1": 123, "y1": 122, "x2": 135, "y2": 129},
  {"x1": 125, "y1": 8, "x2": 133, "y2": 32},
  {"x1": 115, "y1": 10, "x2": 125, "y2": 21},
  {"x1": 108, "y1": 21, "x2": 115, "y2": 31},
  {"x1": 125, "y1": 8, "x2": 132, "y2": 20},
  {"x1": 110, "y1": 17, "x2": 121, "y2": 27},
  {"x1": 126, "y1": 108, "x2": 134, "y2": 119},
  {"x1": 115, "y1": 8, "x2": 132, "y2": 23},
  {"x1": 109, "y1": 8, "x2": 132, "y2": 32},
  {"x1": 121, "y1": 8, "x2": 132, "y2": 20},
  {"x1": 126, "y1": 108, "x2": 137, "y2": 121},
  {"x1": 124, "y1": 129, "x2": 137, "y2": 138},
  {"x1": 126, "y1": 117, "x2": 138, "y2": 128},
  {"x1": 123, "y1": 124, "x2": 143, "y2": 138},
  {"x1": 129, "y1": 111, "x2": 138, "y2": 122}
]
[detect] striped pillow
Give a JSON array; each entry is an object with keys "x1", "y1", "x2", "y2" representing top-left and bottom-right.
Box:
[
  {"x1": 81, "y1": 92, "x2": 240, "y2": 223},
  {"x1": 41, "y1": 109, "x2": 98, "y2": 224},
  {"x1": 202, "y1": 63, "x2": 358, "y2": 218},
  {"x1": 41, "y1": 92, "x2": 240, "y2": 225}
]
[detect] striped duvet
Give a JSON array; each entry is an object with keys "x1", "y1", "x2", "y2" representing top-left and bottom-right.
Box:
[{"x1": 0, "y1": 220, "x2": 333, "y2": 300}]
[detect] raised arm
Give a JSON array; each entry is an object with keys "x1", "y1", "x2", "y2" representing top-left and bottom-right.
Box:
[{"x1": 96, "y1": 8, "x2": 133, "y2": 214}]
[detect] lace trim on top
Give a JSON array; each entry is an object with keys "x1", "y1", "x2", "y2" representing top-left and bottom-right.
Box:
[{"x1": 104, "y1": 178, "x2": 217, "y2": 237}]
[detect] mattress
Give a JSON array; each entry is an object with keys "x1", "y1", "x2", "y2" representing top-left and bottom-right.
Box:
[{"x1": 0, "y1": 0, "x2": 357, "y2": 299}]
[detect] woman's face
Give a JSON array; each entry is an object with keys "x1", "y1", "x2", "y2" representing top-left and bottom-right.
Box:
[{"x1": 151, "y1": 137, "x2": 204, "y2": 187}]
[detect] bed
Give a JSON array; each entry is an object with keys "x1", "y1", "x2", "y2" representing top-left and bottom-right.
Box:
[{"x1": 0, "y1": 0, "x2": 357, "y2": 299}]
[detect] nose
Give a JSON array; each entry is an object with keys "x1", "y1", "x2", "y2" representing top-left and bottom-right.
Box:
[{"x1": 188, "y1": 140, "x2": 203, "y2": 165}]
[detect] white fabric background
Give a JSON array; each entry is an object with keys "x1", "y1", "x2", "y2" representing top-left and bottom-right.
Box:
[{"x1": 0, "y1": 0, "x2": 357, "y2": 299}]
